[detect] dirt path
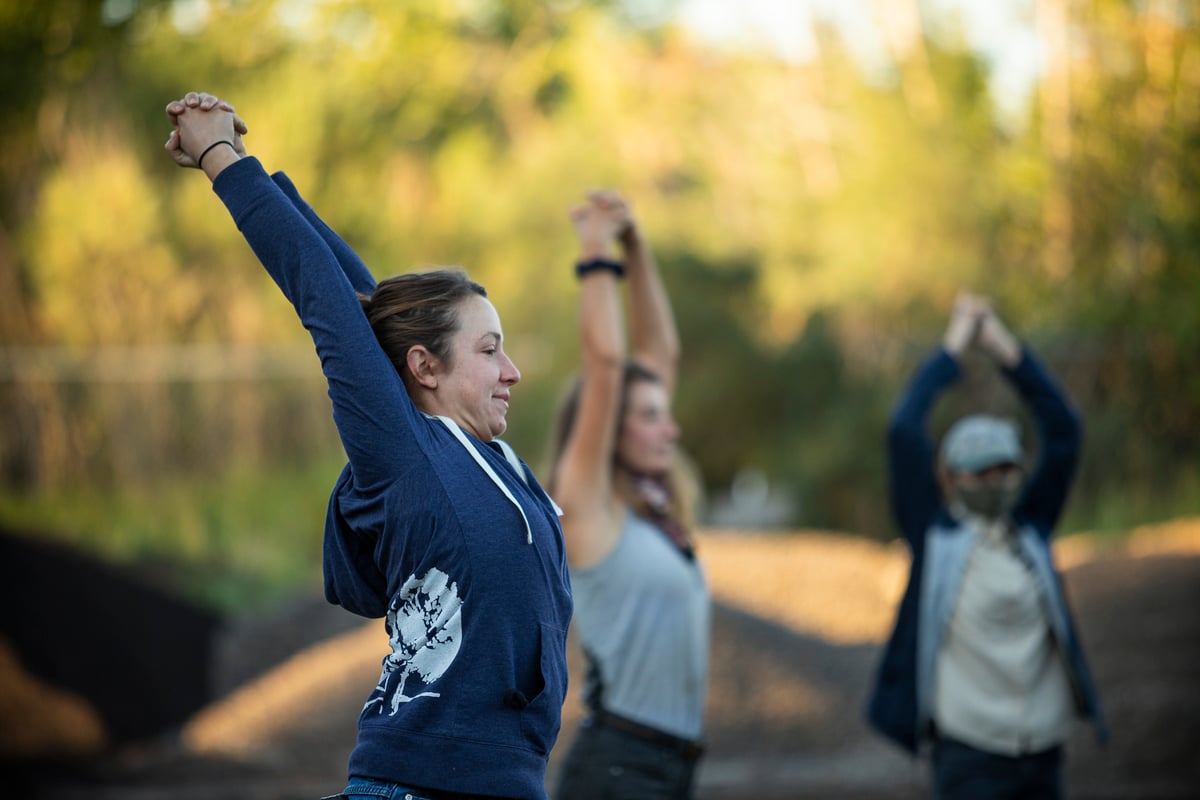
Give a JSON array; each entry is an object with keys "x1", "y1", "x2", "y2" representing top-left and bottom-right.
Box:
[{"x1": 14, "y1": 525, "x2": 1200, "y2": 800}]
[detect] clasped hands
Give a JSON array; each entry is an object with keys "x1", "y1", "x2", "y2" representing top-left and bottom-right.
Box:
[{"x1": 163, "y1": 91, "x2": 248, "y2": 170}]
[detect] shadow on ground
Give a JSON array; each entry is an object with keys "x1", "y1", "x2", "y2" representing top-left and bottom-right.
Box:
[
  {"x1": 2, "y1": 530, "x2": 1198, "y2": 800},
  {"x1": 0, "y1": 528, "x2": 221, "y2": 766}
]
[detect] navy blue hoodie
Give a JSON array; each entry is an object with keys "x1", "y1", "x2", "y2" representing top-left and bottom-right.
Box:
[{"x1": 213, "y1": 157, "x2": 572, "y2": 799}]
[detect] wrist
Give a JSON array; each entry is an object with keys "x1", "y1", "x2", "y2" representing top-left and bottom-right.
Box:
[
  {"x1": 577, "y1": 239, "x2": 614, "y2": 261},
  {"x1": 196, "y1": 140, "x2": 234, "y2": 170},
  {"x1": 943, "y1": 327, "x2": 971, "y2": 356},
  {"x1": 992, "y1": 335, "x2": 1022, "y2": 368},
  {"x1": 199, "y1": 142, "x2": 240, "y2": 180},
  {"x1": 578, "y1": 249, "x2": 612, "y2": 263},
  {"x1": 575, "y1": 257, "x2": 625, "y2": 280}
]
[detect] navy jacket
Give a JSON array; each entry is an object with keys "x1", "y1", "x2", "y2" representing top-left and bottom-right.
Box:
[
  {"x1": 213, "y1": 158, "x2": 572, "y2": 799},
  {"x1": 866, "y1": 348, "x2": 1107, "y2": 755}
]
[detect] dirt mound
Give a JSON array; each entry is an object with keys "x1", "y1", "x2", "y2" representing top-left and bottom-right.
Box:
[
  {"x1": 7, "y1": 520, "x2": 1200, "y2": 799},
  {"x1": 0, "y1": 528, "x2": 219, "y2": 756}
]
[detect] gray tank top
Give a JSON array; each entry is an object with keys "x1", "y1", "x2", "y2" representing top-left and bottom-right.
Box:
[{"x1": 570, "y1": 509, "x2": 710, "y2": 740}]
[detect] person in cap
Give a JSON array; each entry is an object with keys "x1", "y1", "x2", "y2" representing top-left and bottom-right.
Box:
[{"x1": 866, "y1": 291, "x2": 1106, "y2": 800}]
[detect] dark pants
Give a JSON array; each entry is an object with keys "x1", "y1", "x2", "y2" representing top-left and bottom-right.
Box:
[
  {"x1": 555, "y1": 717, "x2": 701, "y2": 800},
  {"x1": 931, "y1": 736, "x2": 1063, "y2": 800}
]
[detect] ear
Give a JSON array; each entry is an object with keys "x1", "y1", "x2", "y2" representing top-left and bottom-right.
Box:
[
  {"x1": 406, "y1": 345, "x2": 441, "y2": 390},
  {"x1": 936, "y1": 464, "x2": 957, "y2": 497}
]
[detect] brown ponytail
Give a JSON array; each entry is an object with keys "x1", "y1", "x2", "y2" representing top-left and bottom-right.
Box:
[{"x1": 359, "y1": 268, "x2": 486, "y2": 390}]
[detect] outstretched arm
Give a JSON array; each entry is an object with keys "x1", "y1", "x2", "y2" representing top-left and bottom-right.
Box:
[
  {"x1": 888, "y1": 293, "x2": 985, "y2": 541},
  {"x1": 978, "y1": 306, "x2": 1081, "y2": 533},
  {"x1": 165, "y1": 93, "x2": 421, "y2": 490},
  {"x1": 270, "y1": 173, "x2": 377, "y2": 295},
  {"x1": 166, "y1": 94, "x2": 377, "y2": 295},
  {"x1": 552, "y1": 194, "x2": 628, "y2": 568},
  {"x1": 619, "y1": 199, "x2": 680, "y2": 396}
]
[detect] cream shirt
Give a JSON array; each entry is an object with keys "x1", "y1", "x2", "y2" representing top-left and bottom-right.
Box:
[{"x1": 933, "y1": 515, "x2": 1074, "y2": 755}]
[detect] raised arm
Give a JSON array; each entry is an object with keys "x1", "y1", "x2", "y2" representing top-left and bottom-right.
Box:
[
  {"x1": 552, "y1": 194, "x2": 629, "y2": 568},
  {"x1": 167, "y1": 93, "x2": 377, "y2": 295},
  {"x1": 888, "y1": 352, "x2": 958, "y2": 543},
  {"x1": 977, "y1": 307, "x2": 1082, "y2": 534},
  {"x1": 888, "y1": 293, "x2": 984, "y2": 542},
  {"x1": 270, "y1": 173, "x2": 377, "y2": 295},
  {"x1": 619, "y1": 199, "x2": 680, "y2": 396},
  {"x1": 166, "y1": 93, "x2": 422, "y2": 491}
]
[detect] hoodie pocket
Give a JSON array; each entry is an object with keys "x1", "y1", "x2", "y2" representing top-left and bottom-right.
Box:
[{"x1": 515, "y1": 622, "x2": 569, "y2": 754}]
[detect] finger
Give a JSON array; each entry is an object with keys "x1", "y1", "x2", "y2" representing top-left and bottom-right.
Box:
[
  {"x1": 164, "y1": 129, "x2": 193, "y2": 162},
  {"x1": 590, "y1": 190, "x2": 618, "y2": 208},
  {"x1": 184, "y1": 91, "x2": 200, "y2": 106},
  {"x1": 585, "y1": 189, "x2": 609, "y2": 204},
  {"x1": 232, "y1": 114, "x2": 249, "y2": 135},
  {"x1": 165, "y1": 101, "x2": 188, "y2": 126},
  {"x1": 603, "y1": 190, "x2": 626, "y2": 207}
]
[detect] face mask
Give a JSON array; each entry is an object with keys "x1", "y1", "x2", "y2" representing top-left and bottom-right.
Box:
[{"x1": 956, "y1": 483, "x2": 1020, "y2": 519}]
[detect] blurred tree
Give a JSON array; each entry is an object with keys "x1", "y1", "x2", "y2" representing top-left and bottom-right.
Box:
[
  {"x1": 0, "y1": 0, "x2": 171, "y2": 488},
  {"x1": 1035, "y1": 0, "x2": 1200, "y2": 521},
  {"x1": 2, "y1": 0, "x2": 1196, "y2": 557}
]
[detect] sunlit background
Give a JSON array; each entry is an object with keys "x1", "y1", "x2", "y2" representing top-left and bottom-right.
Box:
[
  {"x1": 1, "y1": 2, "x2": 1199, "y2": 796},
  {"x1": 1, "y1": 0, "x2": 1197, "y2": 606}
]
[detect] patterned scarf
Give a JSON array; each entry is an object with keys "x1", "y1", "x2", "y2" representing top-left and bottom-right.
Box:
[{"x1": 629, "y1": 472, "x2": 695, "y2": 561}]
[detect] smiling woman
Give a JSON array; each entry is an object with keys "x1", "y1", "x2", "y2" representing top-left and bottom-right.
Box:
[
  {"x1": 162, "y1": 91, "x2": 571, "y2": 800},
  {"x1": 407, "y1": 292, "x2": 521, "y2": 441},
  {"x1": 355, "y1": 270, "x2": 519, "y2": 441}
]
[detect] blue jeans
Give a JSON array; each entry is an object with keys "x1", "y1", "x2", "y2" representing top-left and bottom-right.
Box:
[
  {"x1": 931, "y1": 736, "x2": 1063, "y2": 800},
  {"x1": 555, "y1": 717, "x2": 701, "y2": 800},
  {"x1": 322, "y1": 776, "x2": 502, "y2": 800}
]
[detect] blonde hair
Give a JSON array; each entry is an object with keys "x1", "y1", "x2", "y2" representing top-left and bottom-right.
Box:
[{"x1": 549, "y1": 361, "x2": 698, "y2": 530}]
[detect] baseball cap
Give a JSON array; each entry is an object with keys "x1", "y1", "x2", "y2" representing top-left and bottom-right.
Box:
[{"x1": 940, "y1": 414, "x2": 1023, "y2": 473}]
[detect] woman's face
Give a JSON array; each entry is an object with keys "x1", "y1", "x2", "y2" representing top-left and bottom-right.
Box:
[
  {"x1": 616, "y1": 379, "x2": 679, "y2": 476},
  {"x1": 435, "y1": 294, "x2": 520, "y2": 441}
]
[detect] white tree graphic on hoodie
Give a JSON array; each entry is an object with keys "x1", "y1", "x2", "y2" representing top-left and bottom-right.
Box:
[{"x1": 363, "y1": 567, "x2": 463, "y2": 714}]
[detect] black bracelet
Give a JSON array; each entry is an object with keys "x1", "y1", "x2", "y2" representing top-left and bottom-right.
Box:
[
  {"x1": 575, "y1": 257, "x2": 625, "y2": 279},
  {"x1": 197, "y1": 140, "x2": 234, "y2": 170}
]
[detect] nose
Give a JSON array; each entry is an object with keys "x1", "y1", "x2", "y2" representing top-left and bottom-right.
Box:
[{"x1": 501, "y1": 351, "x2": 520, "y2": 385}]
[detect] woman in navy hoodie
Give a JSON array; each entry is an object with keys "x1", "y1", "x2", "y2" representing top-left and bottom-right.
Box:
[{"x1": 165, "y1": 92, "x2": 571, "y2": 800}]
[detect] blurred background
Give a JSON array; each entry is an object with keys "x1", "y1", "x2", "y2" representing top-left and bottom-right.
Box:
[{"x1": 0, "y1": 0, "x2": 1197, "y2": 796}]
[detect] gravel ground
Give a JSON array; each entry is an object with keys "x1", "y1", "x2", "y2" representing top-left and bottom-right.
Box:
[{"x1": 8, "y1": 525, "x2": 1200, "y2": 800}]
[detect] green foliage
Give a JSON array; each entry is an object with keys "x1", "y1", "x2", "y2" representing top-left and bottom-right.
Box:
[
  {"x1": 1, "y1": 0, "x2": 1198, "y2": 608},
  {"x1": 0, "y1": 455, "x2": 340, "y2": 612}
]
